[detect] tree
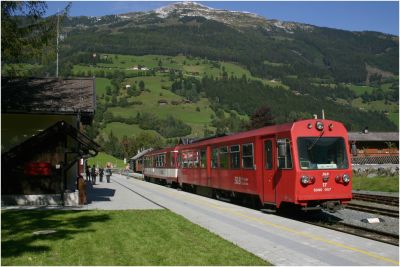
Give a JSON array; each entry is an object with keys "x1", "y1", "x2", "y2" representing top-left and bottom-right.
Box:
[
  {"x1": 106, "y1": 85, "x2": 112, "y2": 95},
  {"x1": 1, "y1": 1, "x2": 70, "y2": 66},
  {"x1": 139, "y1": 80, "x2": 145, "y2": 91},
  {"x1": 248, "y1": 107, "x2": 275, "y2": 130}
]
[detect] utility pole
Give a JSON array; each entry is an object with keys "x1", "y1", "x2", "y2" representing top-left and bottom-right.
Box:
[{"x1": 56, "y1": 9, "x2": 59, "y2": 78}]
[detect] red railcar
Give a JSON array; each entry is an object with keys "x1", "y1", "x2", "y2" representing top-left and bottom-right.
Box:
[
  {"x1": 143, "y1": 146, "x2": 179, "y2": 186},
  {"x1": 146, "y1": 119, "x2": 352, "y2": 210}
]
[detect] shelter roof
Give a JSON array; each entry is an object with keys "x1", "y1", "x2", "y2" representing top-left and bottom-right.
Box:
[
  {"x1": 2, "y1": 121, "x2": 101, "y2": 163},
  {"x1": 2, "y1": 77, "x2": 96, "y2": 117},
  {"x1": 348, "y1": 132, "x2": 399, "y2": 142}
]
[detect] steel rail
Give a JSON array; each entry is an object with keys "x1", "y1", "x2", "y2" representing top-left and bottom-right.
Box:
[{"x1": 352, "y1": 193, "x2": 399, "y2": 207}]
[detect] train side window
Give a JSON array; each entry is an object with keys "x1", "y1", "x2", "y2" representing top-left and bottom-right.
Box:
[
  {"x1": 219, "y1": 146, "x2": 229, "y2": 169},
  {"x1": 230, "y1": 145, "x2": 240, "y2": 169},
  {"x1": 182, "y1": 152, "x2": 189, "y2": 168},
  {"x1": 211, "y1": 148, "x2": 219, "y2": 168},
  {"x1": 158, "y1": 155, "x2": 162, "y2": 167},
  {"x1": 188, "y1": 151, "x2": 194, "y2": 168},
  {"x1": 178, "y1": 153, "x2": 182, "y2": 168},
  {"x1": 264, "y1": 141, "x2": 273, "y2": 169},
  {"x1": 242, "y1": 143, "x2": 254, "y2": 169},
  {"x1": 277, "y1": 139, "x2": 293, "y2": 169},
  {"x1": 200, "y1": 149, "x2": 206, "y2": 168},
  {"x1": 193, "y1": 151, "x2": 199, "y2": 168},
  {"x1": 165, "y1": 153, "x2": 170, "y2": 168},
  {"x1": 170, "y1": 152, "x2": 175, "y2": 167}
]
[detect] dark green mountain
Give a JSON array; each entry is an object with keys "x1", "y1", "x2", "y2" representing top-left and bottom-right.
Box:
[{"x1": 62, "y1": 2, "x2": 398, "y2": 84}]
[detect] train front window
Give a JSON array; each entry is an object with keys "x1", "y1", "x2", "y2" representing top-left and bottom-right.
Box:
[{"x1": 297, "y1": 137, "x2": 348, "y2": 170}]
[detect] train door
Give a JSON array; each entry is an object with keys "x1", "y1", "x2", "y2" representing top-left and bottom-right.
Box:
[{"x1": 262, "y1": 138, "x2": 276, "y2": 204}]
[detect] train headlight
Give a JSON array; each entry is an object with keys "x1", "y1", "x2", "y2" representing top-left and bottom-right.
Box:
[
  {"x1": 301, "y1": 175, "x2": 310, "y2": 185},
  {"x1": 315, "y1": 121, "x2": 324, "y2": 131},
  {"x1": 342, "y1": 174, "x2": 350, "y2": 184}
]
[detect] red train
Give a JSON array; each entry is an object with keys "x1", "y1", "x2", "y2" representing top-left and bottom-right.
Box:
[
  {"x1": 143, "y1": 147, "x2": 180, "y2": 187},
  {"x1": 143, "y1": 119, "x2": 352, "y2": 211}
]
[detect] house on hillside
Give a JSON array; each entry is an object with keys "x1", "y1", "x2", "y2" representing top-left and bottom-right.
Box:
[
  {"x1": 1, "y1": 77, "x2": 100, "y2": 206},
  {"x1": 158, "y1": 99, "x2": 168, "y2": 105},
  {"x1": 348, "y1": 131, "x2": 399, "y2": 164}
]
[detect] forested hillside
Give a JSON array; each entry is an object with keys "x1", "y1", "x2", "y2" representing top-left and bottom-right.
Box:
[
  {"x1": 58, "y1": 3, "x2": 398, "y2": 85},
  {"x1": 2, "y1": 2, "x2": 398, "y2": 159}
]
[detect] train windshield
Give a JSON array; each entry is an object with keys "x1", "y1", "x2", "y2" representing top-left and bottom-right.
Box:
[{"x1": 297, "y1": 137, "x2": 348, "y2": 170}]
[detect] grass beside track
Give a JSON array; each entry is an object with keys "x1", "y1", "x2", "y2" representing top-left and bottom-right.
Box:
[
  {"x1": 1, "y1": 210, "x2": 270, "y2": 266},
  {"x1": 352, "y1": 175, "x2": 399, "y2": 192},
  {"x1": 87, "y1": 152, "x2": 125, "y2": 168}
]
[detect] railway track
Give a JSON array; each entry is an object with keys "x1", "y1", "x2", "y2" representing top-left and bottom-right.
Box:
[
  {"x1": 280, "y1": 207, "x2": 399, "y2": 247},
  {"x1": 308, "y1": 220, "x2": 399, "y2": 246},
  {"x1": 346, "y1": 202, "x2": 399, "y2": 218},
  {"x1": 352, "y1": 193, "x2": 399, "y2": 207},
  {"x1": 347, "y1": 192, "x2": 399, "y2": 218}
]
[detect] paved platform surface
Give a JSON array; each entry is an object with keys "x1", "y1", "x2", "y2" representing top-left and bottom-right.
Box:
[
  {"x1": 83, "y1": 177, "x2": 162, "y2": 210},
  {"x1": 102, "y1": 174, "x2": 399, "y2": 266}
]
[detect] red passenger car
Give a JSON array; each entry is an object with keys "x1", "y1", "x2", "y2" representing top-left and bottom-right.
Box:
[
  {"x1": 145, "y1": 119, "x2": 352, "y2": 211},
  {"x1": 143, "y1": 146, "x2": 179, "y2": 187}
]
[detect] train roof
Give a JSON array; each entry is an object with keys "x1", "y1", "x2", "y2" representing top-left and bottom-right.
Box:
[
  {"x1": 131, "y1": 148, "x2": 153, "y2": 160},
  {"x1": 176, "y1": 119, "x2": 346, "y2": 149},
  {"x1": 145, "y1": 146, "x2": 178, "y2": 156}
]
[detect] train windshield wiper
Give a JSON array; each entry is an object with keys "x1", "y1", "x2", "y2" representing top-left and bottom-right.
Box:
[{"x1": 308, "y1": 131, "x2": 324, "y2": 151}]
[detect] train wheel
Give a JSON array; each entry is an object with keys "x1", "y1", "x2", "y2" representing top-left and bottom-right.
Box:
[{"x1": 182, "y1": 183, "x2": 188, "y2": 192}]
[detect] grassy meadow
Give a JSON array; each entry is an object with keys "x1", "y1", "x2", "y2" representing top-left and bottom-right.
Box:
[
  {"x1": 1, "y1": 210, "x2": 270, "y2": 266},
  {"x1": 87, "y1": 152, "x2": 125, "y2": 168},
  {"x1": 352, "y1": 175, "x2": 399, "y2": 192},
  {"x1": 95, "y1": 77, "x2": 112, "y2": 96},
  {"x1": 102, "y1": 122, "x2": 159, "y2": 139}
]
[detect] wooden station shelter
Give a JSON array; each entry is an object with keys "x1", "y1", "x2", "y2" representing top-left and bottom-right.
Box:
[{"x1": 2, "y1": 77, "x2": 100, "y2": 206}]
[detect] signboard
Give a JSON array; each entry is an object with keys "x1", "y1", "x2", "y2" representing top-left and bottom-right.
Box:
[{"x1": 24, "y1": 162, "x2": 52, "y2": 176}]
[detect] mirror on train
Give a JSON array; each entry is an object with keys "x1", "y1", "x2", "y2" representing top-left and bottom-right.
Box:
[{"x1": 277, "y1": 140, "x2": 287, "y2": 157}]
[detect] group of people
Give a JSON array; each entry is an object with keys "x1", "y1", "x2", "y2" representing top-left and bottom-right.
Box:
[{"x1": 85, "y1": 164, "x2": 112, "y2": 185}]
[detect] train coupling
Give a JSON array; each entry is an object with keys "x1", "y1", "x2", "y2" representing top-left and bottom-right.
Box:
[
  {"x1": 321, "y1": 201, "x2": 343, "y2": 213},
  {"x1": 301, "y1": 206, "x2": 322, "y2": 212}
]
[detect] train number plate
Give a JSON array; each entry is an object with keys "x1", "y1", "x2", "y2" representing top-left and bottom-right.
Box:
[{"x1": 234, "y1": 176, "x2": 249, "y2": 185}]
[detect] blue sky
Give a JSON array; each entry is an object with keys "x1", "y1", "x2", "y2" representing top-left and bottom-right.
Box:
[{"x1": 46, "y1": 1, "x2": 399, "y2": 35}]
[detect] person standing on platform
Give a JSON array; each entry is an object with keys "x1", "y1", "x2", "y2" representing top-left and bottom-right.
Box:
[
  {"x1": 105, "y1": 164, "x2": 112, "y2": 183},
  {"x1": 77, "y1": 175, "x2": 87, "y2": 205},
  {"x1": 85, "y1": 164, "x2": 91, "y2": 181},
  {"x1": 99, "y1": 167, "x2": 104, "y2": 182},
  {"x1": 91, "y1": 165, "x2": 97, "y2": 185}
]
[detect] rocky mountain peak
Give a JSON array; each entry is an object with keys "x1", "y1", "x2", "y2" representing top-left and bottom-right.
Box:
[
  {"x1": 154, "y1": 1, "x2": 262, "y2": 22},
  {"x1": 151, "y1": 1, "x2": 313, "y2": 32}
]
